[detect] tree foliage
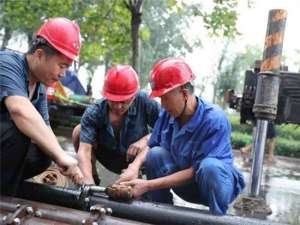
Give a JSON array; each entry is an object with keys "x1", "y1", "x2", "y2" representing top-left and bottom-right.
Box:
[
  {"x1": 1, "y1": 0, "x2": 240, "y2": 87},
  {"x1": 215, "y1": 44, "x2": 262, "y2": 105}
]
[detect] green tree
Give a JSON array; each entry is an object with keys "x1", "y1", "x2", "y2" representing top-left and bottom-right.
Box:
[
  {"x1": 215, "y1": 45, "x2": 262, "y2": 106},
  {"x1": 139, "y1": 0, "x2": 240, "y2": 87},
  {"x1": 1, "y1": 0, "x2": 240, "y2": 88}
]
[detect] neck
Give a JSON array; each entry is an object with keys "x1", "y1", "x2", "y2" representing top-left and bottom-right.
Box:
[
  {"x1": 178, "y1": 95, "x2": 197, "y2": 125},
  {"x1": 26, "y1": 54, "x2": 38, "y2": 85}
]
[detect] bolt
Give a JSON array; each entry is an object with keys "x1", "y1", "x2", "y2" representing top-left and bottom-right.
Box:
[
  {"x1": 81, "y1": 219, "x2": 86, "y2": 224},
  {"x1": 13, "y1": 218, "x2": 21, "y2": 225},
  {"x1": 16, "y1": 204, "x2": 21, "y2": 209},
  {"x1": 26, "y1": 206, "x2": 34, "y2": 215},
  {"x1": 106, "y1": 208, "x2": 112, "y2": 215},
  {"x1": 35, "y1": 210, "x2": 42, "y2": 217},
  {"x1": 84, "y1": 197, "x2": 89, "y2": 203},
  {"x1": 92, "y1": 222, "x2": 98, "y2": 225},
  {"x1": 99, "y1": 208, "x2": 106, "y2": 215}
]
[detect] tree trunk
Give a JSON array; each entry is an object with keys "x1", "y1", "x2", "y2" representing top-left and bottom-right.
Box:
[
  {"x1": 1, "y1": 27, "x2": 12, "y2": 51},
  {"x1": 125, "y1": 0, "x2": 143, "y2": 74}
]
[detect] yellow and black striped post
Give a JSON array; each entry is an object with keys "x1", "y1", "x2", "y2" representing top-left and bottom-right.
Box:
[{"x1": 250, "y1": 9, "x2": 287, "y2": 197}]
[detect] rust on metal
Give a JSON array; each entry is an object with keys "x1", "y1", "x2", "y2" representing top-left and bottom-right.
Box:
[
  {"x1": 260, "y1": 56, "x2": 281, "y2": 72},
  {"x1": 271, "y1": 9, "x2": 287, "y2": 22},
  {"x1": 264, "y1": 32, "x2": 284, "y2": 49},
  {"x1": 260, "y1": 9, "x2": 287, "y2": 73},
  {"x1": 105, "y1": 184, "x2": 133, "y2": 201}
]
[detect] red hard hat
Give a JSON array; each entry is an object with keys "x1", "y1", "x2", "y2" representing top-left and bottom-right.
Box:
[
  {"x1": 149, "y1": 57, "x2": 195, "y2": 98},
  {"x1": 102, "y1": 65, "x2": 139, "y2": 101},
  {"x1": 36, "y1": 17, "x2": 81, "y2": 61}
]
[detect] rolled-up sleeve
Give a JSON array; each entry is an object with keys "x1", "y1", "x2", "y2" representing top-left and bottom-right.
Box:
[
  {"x1": 80, "y1": 104, "x2": 99, "y2": 144},
  {"x1": 144, "y1": 96, "x2": 160, "y2": 128},
  {"x1": 0, "y1": 61, "x2": 27, "y2": 103}
]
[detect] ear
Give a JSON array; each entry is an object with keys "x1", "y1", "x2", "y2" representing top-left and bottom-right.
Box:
[
  {"x1": 180, "y1": 87, "x2": 189, "y2": 100},
  {"x1": 34, "y1": 48, "x2": 45, "y2": 60}
]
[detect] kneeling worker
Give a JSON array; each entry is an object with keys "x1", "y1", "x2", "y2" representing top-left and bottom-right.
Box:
[
  {"x1": 116, "y1": 58, "x2": 245, "y2": 215},
  {"x1": 73, "y1": 65, "x2": 160, "y2": 185}
]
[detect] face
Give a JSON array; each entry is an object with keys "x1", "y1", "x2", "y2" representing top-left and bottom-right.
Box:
[
  {"x1": 107, "y1": 97, "x2": 134, "y2": 115},
  {"x1": 33, "y1": 49, "x2": 72, "y2": 86},
  {"x1": 160, "y1": 87, "x2": 186, "y2": 118}
]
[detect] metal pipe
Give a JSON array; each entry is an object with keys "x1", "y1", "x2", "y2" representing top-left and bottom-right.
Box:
[
  {"x1": 249, "y1": 119, "x2": 268, "y2": 196},
  {"x1": 0, "y1": 195, "x2": 148, "y2": 225},
  {"x1": 15, "y1": 182, "x2": 288, "y2": 225},
  {"x1": 251, "y1": 9, "x2": 287, "y2": 197}
]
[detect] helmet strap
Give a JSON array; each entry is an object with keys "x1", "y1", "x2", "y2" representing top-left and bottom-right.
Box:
[{"x1": 176, "y1": 94, "x2": 188, "y2": 119}]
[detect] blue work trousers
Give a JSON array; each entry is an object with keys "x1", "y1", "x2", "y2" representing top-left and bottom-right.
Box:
[
  {"x1": 0, "y1": 120, "x2": 51, "y2": 194},
  {"x1": 145, "y1": 146, "x2": 245, "y2": 215}
]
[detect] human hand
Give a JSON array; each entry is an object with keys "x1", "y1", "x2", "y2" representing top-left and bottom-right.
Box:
[
  {"x1": 56, "y1": 154, "x2": 84, "y2": 183},
  {"x1": 127, "y1": 138, "x2": 147, "y2": 162},
  {"x1": 120, "y1": 179, "x2": 149, "y2": 199},
  {"x1": 115, "y1": 166, "x2": 139, "y2": 184}
]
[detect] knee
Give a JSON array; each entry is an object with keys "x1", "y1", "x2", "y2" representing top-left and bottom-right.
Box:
[
  {"x1": 72, "y1": 124, "x2": 81, "y2": 151},
  {"x1": 196, "y1": 158, "x2": 224, "y2": 188},
  {"x1": 145, "y1": 147, "x2": 168, "y2": 166}
]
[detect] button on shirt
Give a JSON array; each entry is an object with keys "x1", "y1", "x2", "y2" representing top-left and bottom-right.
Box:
[
  {"x1": 0, "y1": 51, "x2": 49, "y2": 124},
  {"x1": 149, "y1": 97, "x2": 233, "y2": 170},
  {"x1": 80, "y1": 91, "x2": 160, "y2": 155}
]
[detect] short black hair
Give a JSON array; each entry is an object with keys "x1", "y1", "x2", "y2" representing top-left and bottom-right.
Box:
[
  {"x1": 182, "y1": 82, "x2": 194, "y2": 94},
  {"x1": 27, "y1": 37, "x2": 60, "y2": 57}
]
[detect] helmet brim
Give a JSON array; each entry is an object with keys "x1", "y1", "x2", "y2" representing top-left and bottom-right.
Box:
[{"x1": 103, "y1": 91, "x2": 137, "y2": 102}]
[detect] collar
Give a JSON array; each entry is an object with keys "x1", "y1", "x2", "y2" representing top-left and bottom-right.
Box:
[
  {"x1": 169, "y1": 97, "x2": 206, "y2": 133},
  {"x1": 102, "y1": 96, "x2": 138, "y2": 125}
]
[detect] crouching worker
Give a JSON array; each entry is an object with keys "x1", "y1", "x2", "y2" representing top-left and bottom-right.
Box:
[
  {"x1": 0, "y1": 18, "x2": 83, "y2": 194},
  {"x1": 116, "y1": 58, "x2": 245, "y2": 215},
  {"x1": 72, "y1": 65, "x2": 160, "y2": 185}
]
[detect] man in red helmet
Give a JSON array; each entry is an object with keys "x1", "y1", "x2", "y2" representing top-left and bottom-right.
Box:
[
  {"x1": 117, "y1": 57, "x2": 245, "y2": 215},
  {"x1": 0, "y1": 17, "x2": 83, "y2": 193},
  {"x1": 72, "y1": 65, "x2": 160, "y2": 185}
]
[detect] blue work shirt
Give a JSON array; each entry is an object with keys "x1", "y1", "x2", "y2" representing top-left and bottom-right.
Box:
[
  {"x1": 0, "y1": 51, "x2": 49, "y2": 124},
  {"x1": 80, "y1": 91, "x2": 160, "y2": 155},
  {"x1": 149, "y1": 97, "x2": 234, "y2": 170}
]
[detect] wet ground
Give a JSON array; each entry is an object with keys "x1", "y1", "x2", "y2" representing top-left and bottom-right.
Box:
[{"x1": 56, "y1": 127, "x2": 300, "y2": 225}]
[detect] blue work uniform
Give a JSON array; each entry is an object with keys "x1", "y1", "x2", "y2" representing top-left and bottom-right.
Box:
[
  {"x1": 80, "y1": 91, "x2": 160, "y2": 173},
  {"x1": 146, "y1": 97, "x2": 245, "y2": 215},
  {"x1": 0, "y1": 51, "x2": 51, "y2": 193}
]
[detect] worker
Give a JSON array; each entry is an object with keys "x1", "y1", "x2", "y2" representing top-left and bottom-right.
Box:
[
  {"x1": 0, "y1": 17, "x2": 83, "y2": 194},
  {"x1": 240, "y1": 121, "x2": 276, "y2": 163},
  {"x1": 72, "y1": 65, "x2": 160, "y2": 185},
  {"x1": 116, "y1": 57, "x2": 245, "y2": 215}
]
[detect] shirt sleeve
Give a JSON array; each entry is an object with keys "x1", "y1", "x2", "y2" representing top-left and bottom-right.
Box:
[
  {"x1": 148, "y1": 110, "x2": 166, "y2": 148},
  {"x1": 0, "y1": 59, "x2": 27, "y2": 104},
  {"x1": 80, "y1": 104, "x2": 99, "y2": 144},
  {"x1": 144, "y1": 94, "x2": 160, "y2": 128},
  {"x1": 35, "y1": 85, "x2": 50, "y2": 125}
]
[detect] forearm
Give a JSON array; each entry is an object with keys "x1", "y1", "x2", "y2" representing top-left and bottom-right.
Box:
[
  {"x1": 77, "y1": 143, "x2": 94, "y2": 183},
  {"x1": 141, "y1": 133, "x2": 151, "y2": 143},
  {"x1": 147, "y1": 167, "x2": 195, "y2": 191},
  {"x1": 6, "y1": 96, "x2": 65, "y2": 162},
  {"x1": 128, "y1": 147, "x2": 149, "y2": 170}
]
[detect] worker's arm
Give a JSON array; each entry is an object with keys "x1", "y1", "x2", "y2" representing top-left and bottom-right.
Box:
[
  {"x1": 4, "y1": 96, "x2": 83, "y2": 179},
  {"x1": 126, "y1": 133, "x2": 151, "y2": 162},
  {"x1": 115, "y1": 146, "x2": 149, "y2": 184},
  {"x1": 76, "y1": 142, "x2": 95, "y2": 185},
  {"x1": 120, "y1": 167, "x2": 195, "y2": 198}
]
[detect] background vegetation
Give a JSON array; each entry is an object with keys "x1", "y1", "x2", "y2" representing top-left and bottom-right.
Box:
[{"x1": 229, "y1": 115, "x2": 300, "y2": 158}]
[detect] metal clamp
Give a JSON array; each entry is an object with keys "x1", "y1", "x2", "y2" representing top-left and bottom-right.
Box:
[
  {"x1": 81, "y1": 204, "x2": 112, "y2": 225},
  {"x1": 2, "y1": 204, "x2": 35, "y2": 225}
]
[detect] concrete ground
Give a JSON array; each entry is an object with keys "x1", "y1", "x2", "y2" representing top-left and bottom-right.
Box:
[{"x1": 56, "y1": 130, "x2": 300, "y2": 225}]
